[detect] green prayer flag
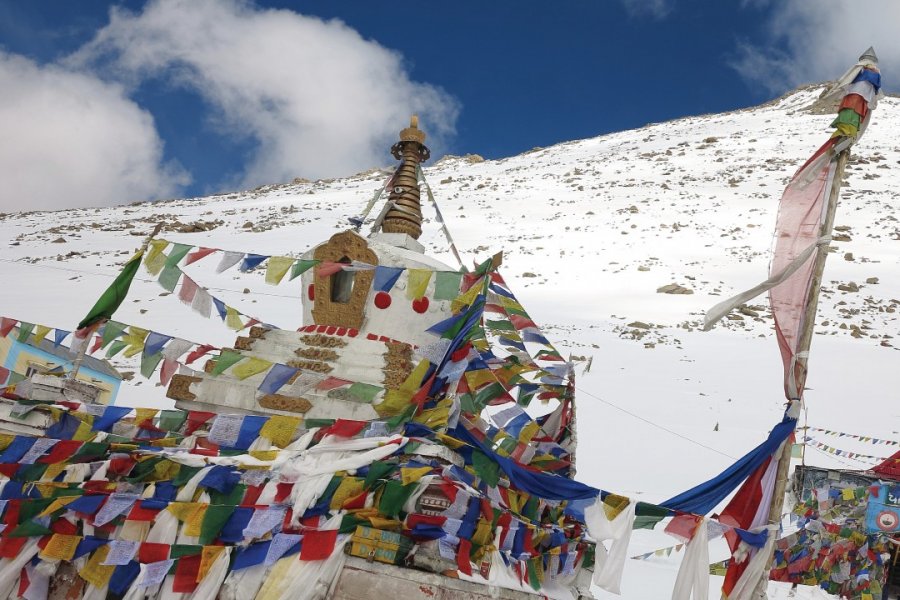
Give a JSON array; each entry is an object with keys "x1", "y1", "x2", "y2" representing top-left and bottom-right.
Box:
[
  {"x1": 378, "y1": 480, "x2": 416, "y2": 518},
  {"x1": 101, "y1": 320, "x2": 127, "y2": 348},
  {"x1": 199, "y1": 505, "x2": 235, "y2": 545},
  {"x1": 364, "y1": 461, "x2": 397, "y2": 489},
  {"x1": 303, "y1": 418, "x2": 335, "y2": 429},
  {"x1": 165, "y1": 243, "x2": 192, "y2": 267},
  {"x1": 7, "y1": 372, "x2": 26, "y2": 386},
  {"x1": 170, "y1": 544, "x2": 203, "y2": 558},
  {"x1": 289, "y1": 259, "x2": 319, "y2": 281},
  {"x1": 472, "y1": 450, "x2": 500, "y2": 487},
  {"x1": 211, "y1": 350, "x2": 245, "y2": 376},
  {"x1": 339, "y1": 514, "x2": 367, "y2": 534},
  {"x1": 633, "y1": 502, "x2": 669, "y2": 530},
  {"x1": 172, "y1": 465, "x2": 202, "y2": 488},
  {"x1": 140, "y1": 352, "x2": 164, "y2": 379},
  {"x1": 105, "y1": 340, "x2": 128, "y2": 358},
  {"x1": 433, "y1": 271, "x2": 463, "y2": 301},
  {"x1": 474, "y1": 382, "x2": 505, "y2": 410},
  {"x1": 77, "y1": 251, "x2": 144, "y2": 330},
  {"x1": 15, "y1": 323, "x2": 35, "y2": 343},
  {"x1": 347, "y1": 382, "x2": 381, "y2": 403},
  {"x1": 485, "y1": 319, "x2": 516, "y2": 332},
  {"x1": 158, "y1": 264, "x2": 182, "y2": 293},
  {"x1": 158, "y1": 410, "x2": 187, "y2": 432},
  {"x1": 9, "y1": 519, "x2": 52, "y2": 538}
]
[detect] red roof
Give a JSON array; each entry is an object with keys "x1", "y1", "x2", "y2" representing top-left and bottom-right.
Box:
[{"x1": 872, "y1": 450, "x2": 900, "y2": 480}]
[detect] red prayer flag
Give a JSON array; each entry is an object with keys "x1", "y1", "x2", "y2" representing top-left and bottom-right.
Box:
[
  {"x1": 37, "y1": 440, "x2": 82, "y2": 464},
  {"x1": 300, "y1": 529, "x2": 337, "y2": 561},
  {"x1": 139, "y1": 542, "x2": 170, "y2": 564},
  {"x1": 456, "y1": 538, "x2": 473, "y2": 576},
  {"x1": 185, "y1": 247, "x2": 217, "y2": 265},
  {"x1": 320, "y1": 419, "x2": 367, "y2": 439},
  {"x1": 185, "y1": 410, "x2": 215, "y2": 434},
  {"x1": 178, "y1": 276, "x2": 199, "y2": 305},
  {"x1": 0, "y1": 318, "x2": 16, "y2": 338},
  {"x1": 172, "y1": 554, "x2": 202, "y2": 593}
]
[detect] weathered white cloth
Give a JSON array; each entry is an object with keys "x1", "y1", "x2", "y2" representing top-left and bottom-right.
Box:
[{"x1": 584, "y1": 496, "x2": 636, "y2": 594}]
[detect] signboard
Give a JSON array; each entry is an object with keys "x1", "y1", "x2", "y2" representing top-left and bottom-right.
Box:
[{"x1": 865, "y1": 484, "x2": 900, "y2": 533}]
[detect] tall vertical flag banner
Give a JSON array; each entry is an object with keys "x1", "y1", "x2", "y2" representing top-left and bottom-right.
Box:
[{"x1": 77, "y1": 250, "x2": 144, "y2": 331}]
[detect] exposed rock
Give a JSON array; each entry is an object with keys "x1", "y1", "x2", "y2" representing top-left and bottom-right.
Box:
[
  {"x1": 866, "y1": 277, "x2": 879, "y2": 284},
  {"x1": 628, "y1": 321, "x2": 651, "y2": 329},
  {"x1": 657, "y1": 283, "x2": 694, "y2": 295},
  {"x1": 51, "y1": 237, "x2": 66, "y2": 243},
  {"x1": 837, "y1": 282, "x2": 860, "y2": 292}
]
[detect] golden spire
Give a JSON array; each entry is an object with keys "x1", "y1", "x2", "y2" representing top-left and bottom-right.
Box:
[{"x1": 381, "y1": 115, "x2": 430, "y2": 239}]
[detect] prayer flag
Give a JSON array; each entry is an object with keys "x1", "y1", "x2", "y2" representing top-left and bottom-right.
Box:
[{"x1": 78, "y1": 250, "x2": 144, "y2": 330}]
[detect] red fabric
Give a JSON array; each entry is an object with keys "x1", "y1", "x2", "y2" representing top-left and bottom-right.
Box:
[
  {"x1": 718, "y1": 457, "x2": 772, "y2": 597},
  {"x1": 342, "y1": 492, "x2": 367, "y2": 510},
  {"x1": 159, "y1": 358, "x2": 178, "y2": 387},
  {"x1": 172, "y1": 554, "x2": 202, "y2": 593},
  {"x1": 185, "y1": 247, "x2": 217, "y2": 265},
  {"x1": 50, "y1": 519, "x2": 77, "y2": 535},
  {"x1": 185, "y1": 347, "x2": 214, "y2": 366},
  {"x1": 320, "y1": 419, "x2": 367, "y2": 439},
  {"x1": 17, "y1": 570, "x2": 29, "y2": 598},
  {"x1": 406, "y1": 514, "x2": 447, "y2": 529},
  {"x1": 839, "y1": 93, "x2": 869, "y2": 120},
  {"x1": 89, "y1": 335, "x2": 104, "y2": 354},
  {"x1": 139, "y1": 542, "x2": 170, "y2": 563},
  {"x1": 241, "y1": 485, "x2": 264, "y2": 507},
  {"x1": 127, "y1": 503, "x2": 161, "y2": 522},
  {"x1": 770, "y1": 138, "x2": 837, "y2": 397},
  {"x1": 274, "y1": 483, "x2": 293, "y2": 503},
  {"x1": 509, "y1": 315, "x2": 537, "y2": 330},
  {"x1": 316, "y1": 262, "x2": 343, "y2": 277},
  {"x1": 108, "y1": 456, "x2": 137, "y2": 476},
  {"x1": 185, "y1": 410, "x2": 215, "y2": 434},
  {"x1": 0, "y1": 318, "x2": 17, "y2": 338},
  {"x1": 0, "y1": 536, "x2": 26, "y2": 558},
  {"x1": 38, "y1": 440, "x2": 83, "y2": 464},
  {"x1": 0, "y1": 367, "x2": 9, "y2": 385},
  {"x1": 300, "y1": 529, "x2": 337, "y2": 561},
  {"x1": 0, "y1": 464, "x2": 19, "y2": 478},
  {"x1": 456, "y1": 538, "x2": 473, "y2": 576},
  {"x1": 480, "y1": 498, "x2": 494, "y2": 522},
  {"x1": 873, "y1": 451, "x2": 900, "y2": 480},
  {"x1": 178, "y1": 276, "x2": 198, "y2": 304}
]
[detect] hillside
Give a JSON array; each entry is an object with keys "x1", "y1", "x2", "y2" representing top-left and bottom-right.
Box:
[{"x1": 0, "y1": 85, "x2": 897, "y2": 598}]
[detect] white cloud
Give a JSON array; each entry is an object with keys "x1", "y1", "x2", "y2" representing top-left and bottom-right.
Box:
[
  {"x1": 734, "y1": 1, "x2": 900, "y2": 94},
  {"x1": 69, "y1": 0, "x2": 459, "y2": 189},
  {"x1": 618, "y1": 0, "x2": 672, "y2": 19},
  {"x1": 0, "y1": 51, "x2": 187, "y2": 213}
]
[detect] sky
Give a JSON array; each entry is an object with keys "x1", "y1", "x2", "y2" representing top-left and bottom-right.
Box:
[{"x1": 1, "y1": 0, "x2": 898, "y2": 212}]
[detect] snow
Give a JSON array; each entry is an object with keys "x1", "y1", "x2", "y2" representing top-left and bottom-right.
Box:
[{"x1": 1, "y1": 85, "x2": 897, "y2": 598}]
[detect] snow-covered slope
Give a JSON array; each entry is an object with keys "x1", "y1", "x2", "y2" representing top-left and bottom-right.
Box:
[{"x1": 1, "y1": 85, "x2": 897, "y2": 599}]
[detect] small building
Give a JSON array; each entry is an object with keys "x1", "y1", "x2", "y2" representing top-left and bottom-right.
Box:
[{"x1": 0, "y1": 326, "x2": 122, "y2": 405}]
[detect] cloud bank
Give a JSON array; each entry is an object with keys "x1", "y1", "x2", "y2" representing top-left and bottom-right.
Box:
[
  {"x1": 0, "y1": 52, "x2": 187, "y2": 212},
  {"x1": 70, "y1": 0, "x2": 459, "y2": 190},
  {"x1": 733, "y1": 1, "x2": 900, "y2": 94}
]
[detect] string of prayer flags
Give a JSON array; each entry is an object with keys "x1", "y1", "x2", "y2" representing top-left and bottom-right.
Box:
[
  {"x1": 374, "y1": 266, "x2": 404, "y2": 292},
  {"x1": 239, "y1": 254, "x2": 269, "y2": 272},
  {"x1": 807, "y1": 426, "x2": 899, "y2": 446},
  {"x1": 265, "y1": 256, "x2": 295, "y2": 285}
]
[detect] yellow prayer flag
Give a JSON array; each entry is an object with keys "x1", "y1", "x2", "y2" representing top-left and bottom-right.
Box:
[
  {"x1": 40, "y1": 533, "x2": 82, "y2": 561},
  {"x1": 518, "y1": 421, "x2": 540, "y2": 443},
  {"x1": 248, "y1": 450, "x2": 278, "y2": 461},
  {"x1": 472, "y1": 519, "x2": 492, "y2": 546},
  {"x1": 436, "y1": 433, "x2": 466, "y2": 449},
  {"x1": 406, "y1": 269, "x2": 433, "y2": 300},
  {"x1": 79, "y1": 545, "x2": 116, "y2": 588},
  {"x1": 367, "y1": 516, "x2": 402, "y2": 531},
  {"x1": 225, "y1": 306, "x2": 243, "y2": 331},
  {"x1": 603, "y1": 494, "x2": 631, "y2": 521},
  {"x1": 330, "y1": 477, "x2": 365, "y2": 509},
  {"x1": 122, "y1": 326, "x2": 149, "y2": 358},
  {"x1": 168, "y1": 502, "x2": 206, "y2": 535},
  {"x1": 400, "y1": 466, "x2": 432, "y2": 486},
  {"x1": 73, "y1": 418, "x2": 96, "y2": 442},
  {"x1": 413, "y1": 400, "x2": 451, "y2": 430},
  {"x1": 143, "y1": 239, "x2": 170, "y2": 276},
  {"x1": 377, "y1": 359, "x2": 430, "y2": 417},
  {"x1": 259, "y1": 415, "x2": 301, "y2": 448},
  {"x1": 464, "y1": 369, "x2": 496, "y2": 391},
  {"x1": 0, "y1": 434, "x2": 13, "y2": 451},
  {"x1": 841, "y1": 487, "x2": 855, "y2": 501},
  {"x1": 135, "y1": 407, "x2": 158, "y2": 424},
  {"x1": 452, "y1": 278, "x2": 482, "y2": 313},
  {"x1": 198, "y1": 546, "x2": 225, "y2": 582},
  {"x1": 152, "y1": 459, "x2": 181, "y2": 481},
  {"x1": 232, "y1": 357, "x2": 273, "y2": 380},
  {"x1": 265, "y1": 256, "x2": 295, "y2": 285},
  {"x1": 32, "y1": 325, "x2": 52, "y2": 345},
  {"x1": 38, "y1": 496, "x2": 79, "y2": 517},
  {"x1": 42, "y1": 463, "x2": 66, "y2": 481}
]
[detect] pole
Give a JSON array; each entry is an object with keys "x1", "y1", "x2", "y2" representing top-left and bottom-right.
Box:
[
  {"x1": 69, "y1": 223, "x2": 164, "y2": 379},
  {"x1": 754, "y1": 147, "x2": 851, "y2": 598}
]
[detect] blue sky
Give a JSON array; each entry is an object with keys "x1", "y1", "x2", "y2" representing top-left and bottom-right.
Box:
[{"x1": 0, "y1": 0, "x2": 897, "y2": 211}]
